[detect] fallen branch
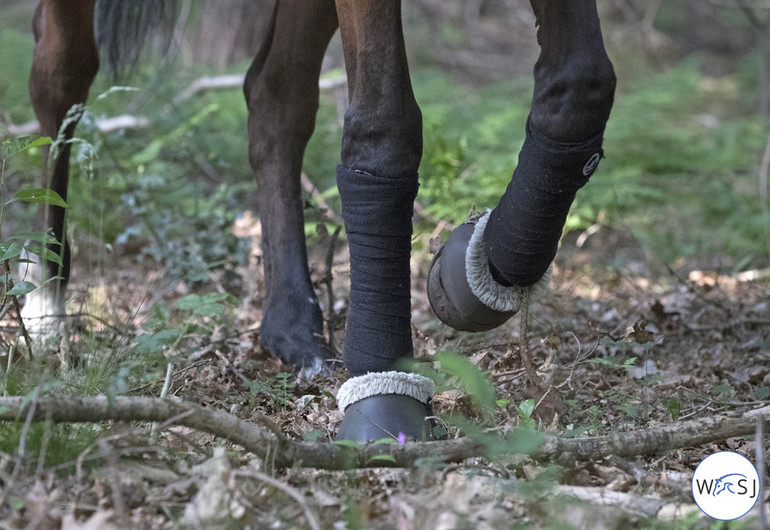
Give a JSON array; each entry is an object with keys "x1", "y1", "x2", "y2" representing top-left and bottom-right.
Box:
[
  {"x1": 173, "y1": 73, "x2": 346, "y2": 104},
  {"x1": 0, "y1": 396, "x2": 767, "y2": 470},
  {"x1": 6, "y1": 115, "x2": 151, "y2": 136},
  {"x1": 4, "y1": 73, "x2": 347, "y2": 137}
]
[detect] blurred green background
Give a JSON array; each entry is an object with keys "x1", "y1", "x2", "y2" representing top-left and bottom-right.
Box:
[{"x1": 1, "y1": 0, "x2": 769, "y2": 278}]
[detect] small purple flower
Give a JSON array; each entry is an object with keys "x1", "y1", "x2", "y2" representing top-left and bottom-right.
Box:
[{"x1": 397, "y1": 431, "x2": 407, "y2": 445}]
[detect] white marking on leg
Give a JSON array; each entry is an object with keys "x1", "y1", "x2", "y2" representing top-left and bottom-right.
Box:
[{"x1": 17, "y1": 251, "x2": 64, "y2": 337}]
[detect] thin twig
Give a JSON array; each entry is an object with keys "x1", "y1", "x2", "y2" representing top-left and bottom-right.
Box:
[
  {"x1": 1, "y1": 261, "x2": 33, "y2": 353},
  {"x1": 130, "y1": 359, "x2": 213, "y2": 393},
  {"x1": 323, "y1": 225, "x2": 342, "y2": 353},
  {"x1": 518, "y1": 289, "x2": 541, "y2": 386},
  {"x1": 34, "y1": 409, "x2": 53, "y2": 480},
  {"x1": 160, "y1": 363, "x2": 174, "y2": 398},
  {"x1": 21, "y1": 488, "x2": 60, "y2": 530},
  {"x1": 553, "y1": 331, "x2": 586, "y2": 392},
  {"x1": 98, "y1": 438, "x2": 127, "y2": 521},
  {"x1": 235, "y1": 468, "x2": 323, "y2": 530},
  {"x1": 301, "y1": 173, "x2": 339, "y2": 223}
]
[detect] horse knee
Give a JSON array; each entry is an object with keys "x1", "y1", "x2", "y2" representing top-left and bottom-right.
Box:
[
  {"x1": 341, "y1": 99, "x2": 423, "y2": 178},
  {"x1": 531, "y1": 52, "x2": 616, "y2": 143},
  {"x1": 244, "y1": 69, "x2": 320, "y2": 174}
]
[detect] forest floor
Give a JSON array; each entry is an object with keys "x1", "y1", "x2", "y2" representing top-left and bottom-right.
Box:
[{"x1": 1, "y1": 213, "x2": 769, "y2": 529}]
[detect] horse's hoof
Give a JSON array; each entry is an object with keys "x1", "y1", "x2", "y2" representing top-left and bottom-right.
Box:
[
  {"x1": 259, "y1": 297, "x2": 330, "y2": 378},
  {"x1": 336, "y1": 394, "x2": 434, "y2": 443},
  {"x1": 427, "y1": 221, "x2": 516, "y2": 332}
]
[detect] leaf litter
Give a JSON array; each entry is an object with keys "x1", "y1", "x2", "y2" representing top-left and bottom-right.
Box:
[{"x1": 0, "y1": 219, "x2": 768, "y2": 528}]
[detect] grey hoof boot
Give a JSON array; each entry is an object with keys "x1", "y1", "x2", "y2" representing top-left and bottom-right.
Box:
[
  {"x1": 336, "y1": 394, "x2": 433, "y2": 443},
  {"x1": 428, "y1": 219, "x2": 516, "y2": 331},
  {"x1": 428, "y1": 212, "x2": 552, "y2": 332},
  {"x1": 336, "y1": 371, "x2": 435, "y2": 443}
]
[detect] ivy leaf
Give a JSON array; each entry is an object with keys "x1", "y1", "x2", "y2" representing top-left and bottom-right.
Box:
[{"x1": 370, "y1": 437, "x2": 397, "y2": 446}]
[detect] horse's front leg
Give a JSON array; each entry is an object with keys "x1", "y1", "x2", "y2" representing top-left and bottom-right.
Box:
[
  {"x1": 333, "y1": 0, "x2": 436, "y2": 442},
  {"x1": 243, "y1": 0, "x2": 338, "y2": 376},
  {"x1": 21, "y1": 0, "x2": 99, "y2": 333},
  {"x1": 429, "y1": 0, "x2": 616, "y2": 331}
]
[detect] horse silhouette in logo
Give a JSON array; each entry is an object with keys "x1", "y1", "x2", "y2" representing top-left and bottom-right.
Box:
[{"x1": 713, "y1": 474, "x2": 747, "y2": 496}]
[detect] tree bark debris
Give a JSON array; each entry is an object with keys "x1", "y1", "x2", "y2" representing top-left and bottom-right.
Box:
[{"x1": 0, "y1": 396, "x2": 767, "y2": 470}]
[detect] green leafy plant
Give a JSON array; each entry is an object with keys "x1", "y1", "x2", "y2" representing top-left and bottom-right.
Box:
[
  {"x1": 516, "y1": 399, "x2": 536, "y2": 430},
  {"x1": 0, "y1": 135, "x2": 65, "y2": 343},
  {"x1": 246, "y1": 372, "x2": 296, "y2": 412},
  {"x1": 663, "y1": 396, "x2": 683, "y2": 421},
  {"x1": 754, "y1": 385, "x2": 770, "y2": 400},
  {"x1": 410, "y1": 351, "x2": 497, "y2": 422},
  {"x1": 712, "y1": 383, "x2": 736, "y2": 405},
  {"x1": 131, "y1": 292, "x2": 239, "y2": 357},
  {"x1": 586, "y1": 355, "x2": 638, "y2": 375}
]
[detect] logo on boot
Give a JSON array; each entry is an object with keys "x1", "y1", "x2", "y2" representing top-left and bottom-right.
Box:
[
  {"x1": 691, "y1": 451, "x2": 760, "y2": 520},
  {"x1": 582, "y1": 152, "x2": 601, "y2": 177}
]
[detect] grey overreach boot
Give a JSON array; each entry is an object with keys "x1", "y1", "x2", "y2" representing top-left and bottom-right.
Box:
[
  {"x1": 336, "y1": 371, "x2": 435, "y2": 443},
  {"x1": 427, "y1": 211, "x2": 551, "y2": 332}
]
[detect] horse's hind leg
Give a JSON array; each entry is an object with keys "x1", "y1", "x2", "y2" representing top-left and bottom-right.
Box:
[
  {"x1": 21, "y1": 0, "x2": 99, "y2": 332},
  {"x1": 243, "y1": 0, "x2": 338, "y2": 375}
]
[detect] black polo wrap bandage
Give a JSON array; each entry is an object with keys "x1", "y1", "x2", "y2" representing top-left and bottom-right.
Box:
[
  {"x1": 484, "y1": 118, "x2": 604, "y2": 287},
  {"x1": 337, "y1": 165, "x2": 418, "y2": 376}
]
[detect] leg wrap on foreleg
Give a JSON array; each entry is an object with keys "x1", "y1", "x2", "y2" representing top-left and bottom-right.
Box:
[
  {"x1": 484, "y1": 118, "x2": 604, "y2": 287},
  {"x1": 337, "y1": 165, "x2": 418, "y2": 377}
]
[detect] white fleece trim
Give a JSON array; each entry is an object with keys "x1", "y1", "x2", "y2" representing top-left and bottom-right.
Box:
[
  {"x1": 337, "y1": 371, "x2": 435, "y2": 413},
  {"x1": 465, "y1": 211, "x2": 552, "y2": 312}
]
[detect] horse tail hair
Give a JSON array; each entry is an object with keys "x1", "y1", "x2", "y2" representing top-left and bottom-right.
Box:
[{"x1": 95, "y1": 0, "x2": 180, "y2": 78}]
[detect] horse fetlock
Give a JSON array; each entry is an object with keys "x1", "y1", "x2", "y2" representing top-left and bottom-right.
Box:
[
  {"x1": 259, "y1": 294, "x2": 328, "y2": 376},
  {"x1": 337, "y1": 165, "x2": 416, "y2": 375}
]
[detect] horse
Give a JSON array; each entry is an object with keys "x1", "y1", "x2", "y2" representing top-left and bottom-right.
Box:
[{"x1": 23, "y1": 0, "x2": 615, "y2": 442}]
